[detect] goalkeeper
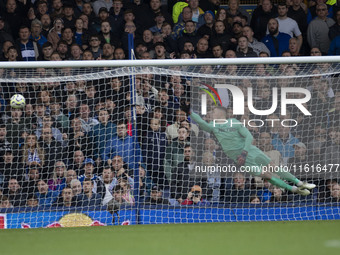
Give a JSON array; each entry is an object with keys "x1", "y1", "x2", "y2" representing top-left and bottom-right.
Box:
[{"x1": 184, "y1": 105, "x2": 315, "y2": 196}]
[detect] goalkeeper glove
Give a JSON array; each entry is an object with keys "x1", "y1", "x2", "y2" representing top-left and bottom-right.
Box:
[
  {"x1": 180, "y1": 101, "x2": 191, "y2": 115},
  {"x1": 236, "y1": 150, "x2": 248, "y2": 167}
]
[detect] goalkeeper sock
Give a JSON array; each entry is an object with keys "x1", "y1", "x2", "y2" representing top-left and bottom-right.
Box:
[
  {"x1": 275, "y1": 167, "x2": 302, "y2": 186},
  {"x1": 268, "y1": 176, "x2": 295, "y2": 192}
]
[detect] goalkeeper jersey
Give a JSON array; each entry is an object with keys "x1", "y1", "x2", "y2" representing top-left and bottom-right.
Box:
[{"x1": 191, "y1": 112, "x2": 255, "y2": 161}]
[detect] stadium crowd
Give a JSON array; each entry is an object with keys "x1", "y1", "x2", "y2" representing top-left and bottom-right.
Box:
[{"x1": 0, "y1": 0, "x2": 339, "y2": 210}]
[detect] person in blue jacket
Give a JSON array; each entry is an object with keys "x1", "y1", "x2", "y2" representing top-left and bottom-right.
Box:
[
  {"x1": 262, "y1": 18, "x2": 291, "y2": 57},
  {"x1": 102, "y1": 121, "x2": 142, "y2": 176}
]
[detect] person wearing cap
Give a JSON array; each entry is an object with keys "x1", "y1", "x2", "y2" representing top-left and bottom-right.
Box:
[
  {"x1": 93, "y1": 0, "x2": 113, "y2": 16},
  {"x1": 197, "y1": 10, "x2": 214, "y2": 39},
  {"x1": 181, "y1": 185, "x2": 210, "y2": 206},
  {"x1": 78, "y1": 158, "x2": 98, "y2": 184},
  {"x1": 144, "y1": 185, "x2": 169, "y2": 205}
]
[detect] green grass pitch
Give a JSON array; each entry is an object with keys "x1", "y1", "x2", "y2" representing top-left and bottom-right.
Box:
[{"x1": 1, "y1": 220, "x2": 340, "y2": 255}]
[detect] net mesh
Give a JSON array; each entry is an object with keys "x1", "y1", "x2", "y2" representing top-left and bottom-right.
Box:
[{"x1": 0, "y1": 62, "x2": 339, "y2": 228}]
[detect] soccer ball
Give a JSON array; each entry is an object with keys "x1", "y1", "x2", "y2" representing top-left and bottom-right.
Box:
[{"x1": 10, "y1": 94, "x2": 26, "y2": 109}]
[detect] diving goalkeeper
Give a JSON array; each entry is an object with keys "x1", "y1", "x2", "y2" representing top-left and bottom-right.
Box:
[{"x1": 185, "y1": 105, "x2": 315, "y2": 196}]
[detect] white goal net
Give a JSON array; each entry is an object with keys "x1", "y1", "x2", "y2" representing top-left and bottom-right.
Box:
[{"x1": 0, "y1": 58, "x2": 339, "y2": 228}]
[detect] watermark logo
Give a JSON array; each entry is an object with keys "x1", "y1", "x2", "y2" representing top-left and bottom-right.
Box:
[
  {"x1": 201, "y1": 84, "x2": 311, "y2": 116},
  {"x1": 200, "y1": 83, "x2": 222, "y2": 115}
]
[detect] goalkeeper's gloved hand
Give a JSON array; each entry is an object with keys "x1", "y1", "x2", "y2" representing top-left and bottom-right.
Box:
[
  {"x1": 180, "y1": 101, "x2": 191, "y2": 115},
  {"x1": 236, "y1": 150, "x2": 248, "y2": 167}
]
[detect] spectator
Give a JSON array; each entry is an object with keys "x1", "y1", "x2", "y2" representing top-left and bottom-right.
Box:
[
  {"x1": 2, "y1": 0, "x2": 30, "y2": 40},
  {"x1": 242, "y1": 25, "x2": 270, "y2": 56},
  {"x1": 142, "y1": 118, "x2": 167, "y2": 186},
  {"x1": 0, "y1": 195, "x2": 13, "y2": 208},
  {"x1": 329, "y1": 9, "x2": 340, "y2": 41},
  {"x1": 22, "y1": 134, "x2": 45, "y2": 168},
  {"x1": 221, "y1": 172, "x2": 252, "y2": 203},
  {"x1": 47, "y1": 18, "x2": 64, "y2": 51},
  {"x1": 181, "y1": 185, "x2": 210, "y2": 206},
  {"x1": 258, "y1": 132, "x2": 282, "y2": 167},
  {"x1": 26, "y1": 196, "x2": 39, "y2": 207},
  {"x1": 236, "y1": 36, "x2": 257, "y2": 57},
  {"x1": 210, "y1": 20, "x2": 234, "y2": 53},
  {"x1": 307, "y1": 3, "x2": 335, "y2": 55},
  {"x1": 53, "y1": 187, "x2": 76, "y2": 207},
  {"x1": 272, "y1": 126, "x2": 300, "y2": 164},
  {"x1": 250, "y1": 0, "x2": 278, "y2": 40},
  {"x1": 114, "y1": 47, "x2": 125, "y2": 59},
  {"x1": 177, "y1": 20, "x2": 200, "y2": 53},
  {"x1": 197, "y1": 11, "x2": 215, "y2": 39},
  {"x1": 110, "y1": 0, "x2": 124, "y2": 37},
  {"x1": 88, "y1": 108, "x2": 117, "y2": 161},
  {"x1": 98, "y1": 165, "x2": 115, "y2": 205},
  {"x1": 3, "y1": 177, "x2": 26, "y2": 207},
  {"x1": 40, "y1": 14, "x2": 51, "y2": 38},
  {"x1": 103, "y1": 121, "x2": 142, "y2": 175},
  {"x1": 275, "y1": 2, "x2": 303, "y2": 53},
  {"x1": 78, "y1": 158, "x2": 98, "y2": 183},
  {"x1": 70, "y1": 179, "x2": 82, "y2": 197},
  {"x1": 40, "y1": 42, "x2": 54, "y2": 61},
  {"x1": 74, "y1": 18, "x2": 90, "y2": 49},
  {"x1": 62, "y1": 3, "x2": 76, "y2": 29},
  {"x1": 212, "y1": 43, "x2": 224, "y2": 58},
  {"x1": 144, "y1": 185, "x2": 169, "y2": 205},
  {"x1": 30, "y1": 19, "x2": 47, "y2": 48},
  {"x1": 93, "y1": 0, "x2": 113, "y2": 16},
  {"x1": 98, "y1": 21, "x2": 120, "y2": 50},
  {"x1": 0, "y1": 149, "x2": 24, "y2": 185},
  {"x1": 262, "y1": 18, "x2": 291, "y2": 57},
  {"x1": 172, "y1": 6, "x2": 193, "y2": 40},
  {"x1": 38, "y1": 126, "x2": 64, "y2": 177},
  {"x1": 269, "y1": 186, "x2": 290, "y2": 203},
  {"x1": 194, "y1": 37, "x2": 212, "y2": 58},
  {"x1": 226, "y1": 0, "x2": 251, "y2": 23},
  {"x1": 35, "y1": 179, "x2": 59, "y2": 207},
  {"x1": 324, "y1": 183, "x2": 340, "y2": 202},
  {"x1": 170, "y1": 145, "x2": 195, "y2": 202},
  {"x1": 47, "y1": 161, "x2": 67, "y2": 191},
  {"x1": 102, "y1": 43, "x2": 115, "y2": 60},
  {"x1": 164, "y1": 126, "x2": 190, "y2": 179},
  {"x1": 249, "y1": 194, "x2": 261, "y2": 204},
  {"x1": 56, "y1": 40, "x2": 69, "y2": 60},
  {"x1": 150, "y1": 12, "x2": 166, "y2": 34},
  {"x1": 15, "y1": 26, "x2": 41, "y2": 61},
  {"x1": 75, "y1": 177, "x2": 102, "y2": 207}
]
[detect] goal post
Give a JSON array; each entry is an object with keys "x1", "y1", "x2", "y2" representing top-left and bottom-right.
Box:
[{"x1": 0, "y1": 57, "x2": 339, "y2": 228}]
